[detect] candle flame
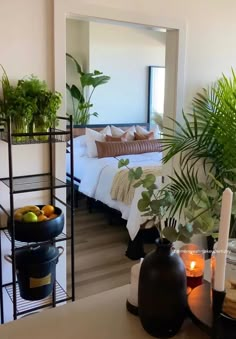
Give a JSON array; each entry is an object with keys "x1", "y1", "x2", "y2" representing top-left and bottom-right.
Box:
[{"x1": 190, "y1": 261, "x2": 196, "y2": 270}]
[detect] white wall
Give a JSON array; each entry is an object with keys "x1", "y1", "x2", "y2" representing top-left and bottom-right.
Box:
[
  {"x1": 89, "y1": 22, "x2": 166, "y2": 123},
  {"x1": 56, "y1": 0, "x2": 236, "y2": 121},
  {"x1": 66, "y1": 19, "x2": 90, "y2": 116}
]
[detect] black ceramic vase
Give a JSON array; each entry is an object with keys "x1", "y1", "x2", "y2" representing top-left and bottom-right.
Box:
[{"x1": 138, "y1": 238, "x2": 187, "y2": 338}]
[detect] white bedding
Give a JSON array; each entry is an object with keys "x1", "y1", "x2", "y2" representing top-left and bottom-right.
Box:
[{"x1": 66, "y1": 151, "x2": 162, "y2": 240}]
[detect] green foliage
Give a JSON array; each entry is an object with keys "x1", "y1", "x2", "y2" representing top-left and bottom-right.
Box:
[
  {"x1": 118, "y1": 69, "x2": 236, "y2": 242},
  {"x1": 161, "y1": 69, "x2": 236, "y2": 237},
  {"x1": 17, "y1": 76, "x2": 62, "y2": 128},
  {"x1": 1, "y1": 82, "x2": 35, "y2": 124},
  {"x1": 66, "y1": 53, "x2": 110, "y2": 125},
  {"x1": 0, "y1": 69, "x2": 62, "y2": 129}
]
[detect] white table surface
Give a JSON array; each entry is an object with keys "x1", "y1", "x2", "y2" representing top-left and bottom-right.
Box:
[{"x1": 0, "y1": 284, "x2": 209, "y2": 339}]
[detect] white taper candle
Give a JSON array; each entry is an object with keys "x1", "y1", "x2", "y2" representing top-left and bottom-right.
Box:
[{"x1": 214, "y1": 188, "x2": 233, "y2": 291}]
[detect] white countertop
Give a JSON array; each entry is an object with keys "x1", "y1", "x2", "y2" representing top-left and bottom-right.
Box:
[{"x1": 0, "y1": 284, "x2": 209, "y2": 339}]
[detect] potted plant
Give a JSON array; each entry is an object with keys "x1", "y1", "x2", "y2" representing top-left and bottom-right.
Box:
[
  {"x1": 118, "y1": 70, "x2": 236, "y2": 337},
  {"x1": 0, "y1": 66, "x2": 35, "y2": 142},
  {"x1": 66, "y1": 53, "x2": 111, "y2": 125},
  {"x1": 16, "y1": 76, "x2": 62, "y2": 141},
  {"x1": 160, "y1": 69, "x2": 236, "y2": 241},
  {"x1": 0, "y1": 68, "x2": 62, "y2": 142}
]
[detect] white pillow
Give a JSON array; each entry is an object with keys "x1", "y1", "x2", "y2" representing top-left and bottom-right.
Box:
[
  {"x1": 86, "y1": 126, "x2": 111, "y2": 157},
  {"x1": 67, "y1": 134, "x2": 86, "y2": 146},
  {"x1": 66, "y1": 144, "x2": 88, "y2": 157},
  {"x1": 110, "y1": 125, "x2": 136, "y2": 141},
  {"x1": 136, "y1": 125, "x2": 160, "y2": 139}
]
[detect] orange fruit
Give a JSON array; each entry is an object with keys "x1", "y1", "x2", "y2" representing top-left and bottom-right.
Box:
[
  {"x1": 14, "y1": 212, "x2": 23, "y2": 221},
  {"x1": 41, "y1": 205, "x2": 55, "y2": 217},
  {"x1": 48, "y1": 213, "x2": 58, "y2": 220},
  {"x1": 37, "y1": 214, "x2": 48, "y2": 222}
]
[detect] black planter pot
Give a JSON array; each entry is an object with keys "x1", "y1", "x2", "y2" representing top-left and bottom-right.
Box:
[
  {"x1": 5, "y1": 245, "x2": 64, "y2": 300},
  {"x1": 138, "y1": 238, "x2": 187, "y2": 338}
]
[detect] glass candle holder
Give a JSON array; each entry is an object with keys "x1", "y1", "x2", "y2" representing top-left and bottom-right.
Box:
[{"x1": 179, "y1": 244, "x2": 205, "y2": 289}]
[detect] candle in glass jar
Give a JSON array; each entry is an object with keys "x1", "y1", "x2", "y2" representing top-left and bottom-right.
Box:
[{"x1": 186, "y1": 261, "x2": 203, "y2": 289}]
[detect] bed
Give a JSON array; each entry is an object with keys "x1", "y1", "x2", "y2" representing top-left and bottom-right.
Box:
[{"x1": 66, "y1": 123, "x2": 163, "y2": 258}]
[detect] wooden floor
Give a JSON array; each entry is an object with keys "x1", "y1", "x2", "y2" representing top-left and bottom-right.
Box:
[{"x1": 67, "y1": 199, "x2": 154, "y2": 300}]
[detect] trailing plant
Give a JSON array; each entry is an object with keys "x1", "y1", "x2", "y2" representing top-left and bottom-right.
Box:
[{"x1": 66, "y1": 53, "x2": 111, "y2": 125}]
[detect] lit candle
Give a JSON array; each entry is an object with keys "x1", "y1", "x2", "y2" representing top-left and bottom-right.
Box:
[
  {"x1": 214, "y1": 188, "x2": 233, "y2": 292},
  {"x1": 186, "y1": 260, "x2": 203, "y2": 289}
]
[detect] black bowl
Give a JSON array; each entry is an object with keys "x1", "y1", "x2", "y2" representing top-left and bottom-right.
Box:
[{"x1": 8, "y1": 205, "x2": 64, "y2": 242}]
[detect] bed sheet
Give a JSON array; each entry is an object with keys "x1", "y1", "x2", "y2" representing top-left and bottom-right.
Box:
[{"x1": 66, "y1": 151, "x2": 162, "y2": 240}]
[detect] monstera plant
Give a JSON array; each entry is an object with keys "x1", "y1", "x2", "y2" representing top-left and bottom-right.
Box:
[
  {"x1": 66, "y1": 53, "x2": 111, "y2": 125},
  {"x1": 120, "y1": 69, "x2": 236, "y2": 243}
]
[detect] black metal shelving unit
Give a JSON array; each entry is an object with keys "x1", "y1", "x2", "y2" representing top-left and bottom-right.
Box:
[{"x1": 0, "y1": 116, "x2": 75, "y2": 323}]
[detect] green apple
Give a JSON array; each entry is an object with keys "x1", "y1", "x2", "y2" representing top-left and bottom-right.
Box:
[{"x1": 23, "y1": 211, "x2": 38, "y2": 223}]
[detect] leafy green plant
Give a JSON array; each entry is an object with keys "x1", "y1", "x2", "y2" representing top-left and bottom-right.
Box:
[
  {"x1": 17, "y1": 75, "x2": 62, "y2": 129},
  {"x1": 0, "y1": 66, "x2": 35, "y2": 126},
  {"x1": 161, "y1": 69, "x2": 236, "y2": 238},
  {"x1": 118, "y1": 159, "x2": 222, "y2": 243},
  {"x1": 119, "y1": 69, "x2": 236, "y2": 243},
  {"x1": 66, "y1": 53, "x2": 111, "y2": 125}
]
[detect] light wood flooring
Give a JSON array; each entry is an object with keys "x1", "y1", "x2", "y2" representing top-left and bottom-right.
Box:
[{"x1": 67, "y1": 199, "x2": 154, "y2": 300}]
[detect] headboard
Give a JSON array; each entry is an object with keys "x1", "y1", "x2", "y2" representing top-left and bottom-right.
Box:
[{"x1": 70, "y1": 123, "x2": 151, "y2": 138}]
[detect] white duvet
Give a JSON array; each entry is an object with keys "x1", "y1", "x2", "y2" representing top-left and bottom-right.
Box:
[{"x1": 66, "y1": 152, "x2": 162, "y2": 240}]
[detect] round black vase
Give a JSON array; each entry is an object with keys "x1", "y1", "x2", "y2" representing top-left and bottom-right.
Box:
[{"x1": 138, "y1": 238, "x2": 187, "y2": 338}]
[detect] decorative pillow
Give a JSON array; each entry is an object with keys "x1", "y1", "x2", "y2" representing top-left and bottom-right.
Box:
[
  {"x1": 105, "y1": 131, "x2": 128, "y2": 142},
  {"x1": 67, "y1": 134, "x2": 86, "y2": 147},
  {"x1": 134, "y1": 131, "x2": 154, "y2": 140},
  {"x1": 67, "y1": 145, "x2": 88, "y2": 157},
  {"x1": 86, "y1": 126, "x2": 112, "y2": 157},
  {"x1": 136, "y1": 125, "x2": 160, "y2": 139},
  {"x1": 96, "y1": 139, "x2": 162, "y2": 158},
  {"x1": 110, "y1": 125, "x2": 135, "y2": 141}
]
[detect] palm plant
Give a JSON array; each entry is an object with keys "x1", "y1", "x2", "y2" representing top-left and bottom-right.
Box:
[
  {"x1": 161, "y1": 69, "x2": 236, "y2": 238},
  {"x1": 66, "y1": 53, "x2": 110, "y2": 125}
]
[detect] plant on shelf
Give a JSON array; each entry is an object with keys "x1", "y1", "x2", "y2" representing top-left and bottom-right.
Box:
[
  {"x1": 66, "y1": 53, "x2": 111, "y2": 125},
  {"x1": 17, "y1": 76, "x2": 62, "y2": 140},
  {"x1": 0, "y1": 66, "x2": 35, "y2": 141},
  {"x1": 0, "y1": 67, "x2": 62, "y2": 141},
  {"x1": 119, "y1": 69, "x2": 236, "y2": 243}
]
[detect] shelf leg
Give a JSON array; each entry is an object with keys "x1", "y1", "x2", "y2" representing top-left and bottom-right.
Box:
[
  {"x1": 0, "y1": 231, "x2": 4, "y2": 324},
  {"x1": 69, "y1": 115, "x2": 75, "y2": 302},
  {"x1": 7, "y1": 118, "x2": 17, "y2": 320}
]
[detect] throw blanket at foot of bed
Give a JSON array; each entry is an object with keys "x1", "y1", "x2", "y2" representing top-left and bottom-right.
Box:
[{"x1": 110, "y1": 166, "x2": 162, "y2": 205}]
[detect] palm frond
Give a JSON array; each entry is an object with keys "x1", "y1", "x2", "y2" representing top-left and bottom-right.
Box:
[{"x1": 166, "y1": 168, "x2": 200, "y2": 217}]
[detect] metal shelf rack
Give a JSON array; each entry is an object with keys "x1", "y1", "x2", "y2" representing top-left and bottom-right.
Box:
[{"x1": 0, "y1": 116, "x2": 75, "y2": 323}]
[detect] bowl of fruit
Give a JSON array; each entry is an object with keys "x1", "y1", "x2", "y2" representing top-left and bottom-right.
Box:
[{"x1": 9, "y1": 205, "x2": 64, "y2": 242}]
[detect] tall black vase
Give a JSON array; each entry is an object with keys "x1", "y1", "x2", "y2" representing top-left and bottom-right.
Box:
[{"x1": 138, "y1": 238, "x2": 187, "y2": 338}]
